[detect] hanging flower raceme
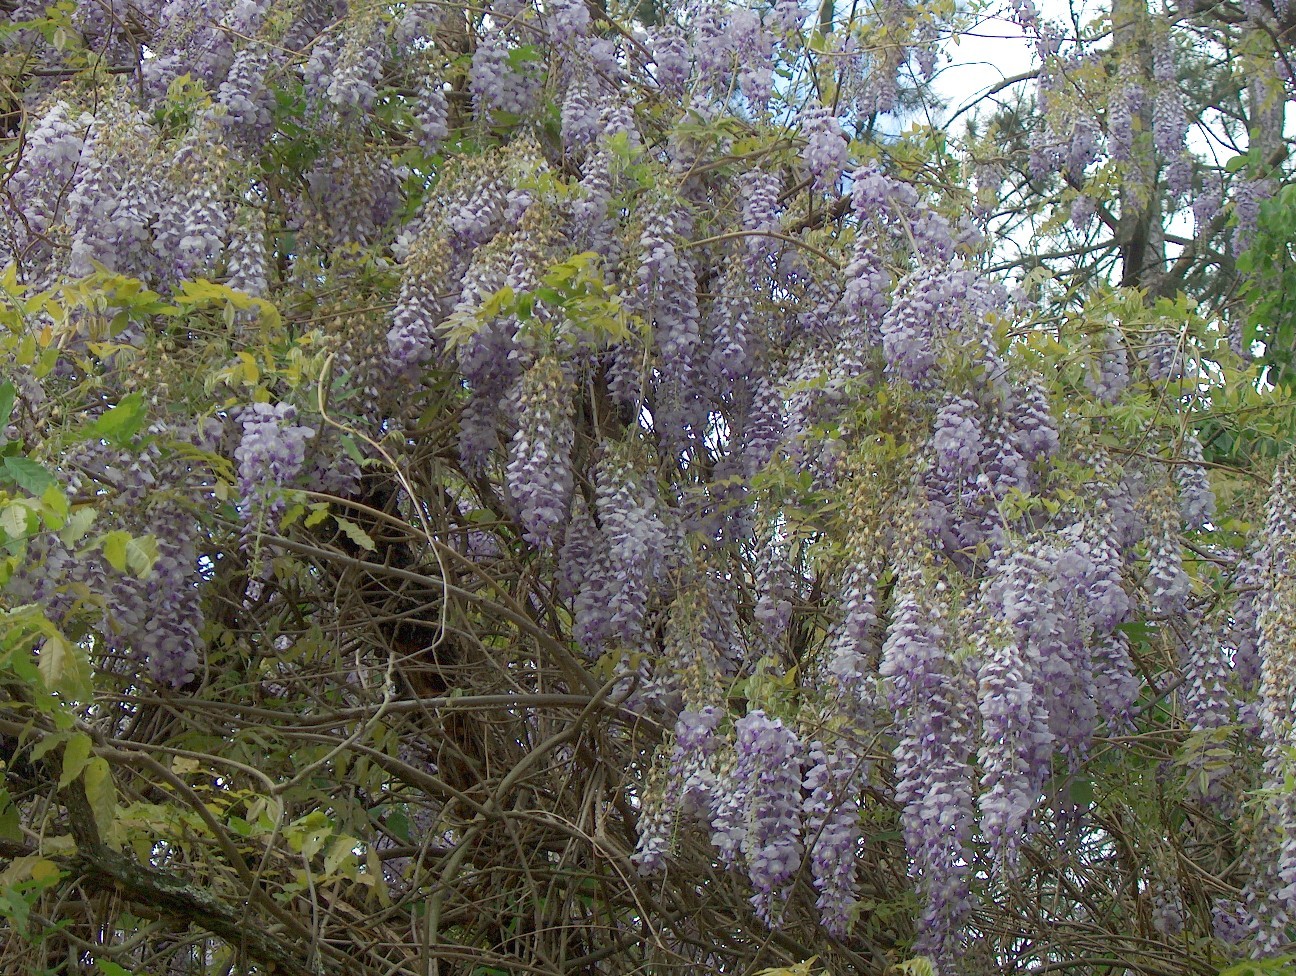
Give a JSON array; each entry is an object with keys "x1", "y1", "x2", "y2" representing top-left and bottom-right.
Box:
[
  {"x1": 235, "y1": 402, "x2": 316, "y2": 521},
  {"x1": 506, "y1": 358, "x2": 575, "y2": 548}
]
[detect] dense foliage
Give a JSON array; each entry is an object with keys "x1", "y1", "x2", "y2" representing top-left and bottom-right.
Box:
[{"x1": 0, "y1": 0, "x2": 1294, "y2": 974}]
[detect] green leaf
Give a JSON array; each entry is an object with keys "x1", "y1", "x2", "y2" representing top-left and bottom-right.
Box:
[
  {"x1": 334, "y1": 516, "x2": 375, "y2": 551},
  {"x1": 2, "y1": 456, "x2": 57, "y2": 495},
  {"x1": 59, "y1": 733, "x2": 93, "y2": 789},
  {"x1": 0, "y1": 790, "x2": 20, "y2": 842},
  {"x1": 340, "y1": 435, "x2": 365, "y2": 467},
  {"x1": 1219, "y1": 956, "x2": 1296, "y2": 976},
  {"x1": 0, "y1": 381, "x2": 14, "y2": 429},
  {"x1": 1069, "y1": 777, "x2": 1094, "y2": 808},
  {"x1": 83, "y1": 394, "x2": 148, "y2": 445},
  {"x1": 96, "y1": 961, "x2": 139, "y2": 976},
  {"x1": 385, "y1": 807, "x2": 412, "y2": 843}
]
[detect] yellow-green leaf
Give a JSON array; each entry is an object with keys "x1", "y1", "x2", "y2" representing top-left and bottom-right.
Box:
[
  {"x1": 334, "y1": 516, "x2": 374, "y2": 551},
  {"x1": 1, "y1": 503, "x2": 30, "y2": 538},
  {"x1": 59, "y1": 733, "x2": 93, "y2": 789},
  {"x1": 125, "y1": 535, "x2": 159, "y2": 577},
  {"x1": 83, "y1": 757, "x2": 117, "y2": 837},
  {"x1": 37, "y1": 632, "x2": 92, "y2": 700},
  {"x1": 59, "y1": 507, "x2": 97, "y2": 546},
  {"x1": 38, "y1": 632, "x2": 72, "y2": 690},
  {"x1": 101, "y1": 530, "x2": 130, "y2": 572}
]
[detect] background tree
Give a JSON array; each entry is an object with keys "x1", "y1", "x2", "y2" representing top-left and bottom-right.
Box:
[{"x1": 0, "y1": 0, "x2": 1293, "y2": 975}]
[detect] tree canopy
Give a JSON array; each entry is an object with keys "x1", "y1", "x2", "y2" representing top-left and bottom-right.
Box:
[{"x1": 1, "y1": 0, "x2": 1294, "y2": 974}]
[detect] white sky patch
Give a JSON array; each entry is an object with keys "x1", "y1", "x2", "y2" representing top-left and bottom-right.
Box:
[{"x1": 934, "y1": 13, "x2": 1036, "y2": 125}]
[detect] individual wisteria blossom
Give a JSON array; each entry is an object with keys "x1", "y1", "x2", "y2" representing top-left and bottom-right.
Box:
[
  {"x1": 769, "y1": 0, "x2": 805, "y2": 31},
  {"x1": 631, "y1": 784, "x2": 675, "y2": 874},
  {"x1": 733, "y1": 710, "x2": 804, "y2": 923},
  {"x1": 324, "y1": 19, "x2": 384, "y2": 119},
  {"x1": 742, "y1": 375, "x2": 785, "y2": 476},
  {"x1": 881, "y1": 268, "x2": 946, "y2": 387},
  {"x1": 1152, "y1": 87, "x2": 1188, "y2": 159},
  {"x1": 1164, "y1": 154, "x2": 1194, "y2": 201},
  {"x1": 932, "y1": 396, "x2": 984, "y2": 479},
  {"x1": 302, "y1": 152, "x2": 403, "y2": 247},
  {"x1": 1067, "y1": 119, "x2": 1102, "y2": 178},
  {"x1": 65, "y1": 112, "x2": 160, "y2": 280},
  {"x1": 690, "y1": 6, "x2": 732, "y2": 83},
  {"x1": 153, "y1": 173, "x2": 229, "y2": 285},
  {"x1": 137, "y1": 497, "x2": 206, "y2": 686},
  {"x1": 506, "y1": 359, "x2": 575, "y2": 548},
  {"x1": 671, "y1": 705, "x2": 724, "y2": 815},
  {"x1": 544, "y1": 0, "x2": 591, "y2": 41},
  {"x1": 1151, "y1": 884, "x2": 1187, "y2": 936},
  {"x1": 723, "y1": 8, "x2": 776, "y2": 106},
  {"x1": 1150, "y1": 39, "x2": 1192, "y2": 197},
  {"x1": 1028, "y1": 122, "x2": 1066, "y2": 179},
  {"x1": 452, "y1": 252, "x2": 519, "y2": 470},
  {"x1": 1213, "y1": 899, "x2": 1251, "y2": 945},
  {"x1": 449, "y1": 178, "x2": 508, "y2": 250},
  {"x1": 632, "y1": 702, "x2": 727, "y2": 872},
  {"x1": 799, "y1": 107, "x2": 849, "y2": 191},
  {"x1": 1230, "y1": 547, "x2": 1265, "y2": 696},
  {"x1": 235, "y1": 402, "x2": 316, "y2": 518},
  {"x1": 303, "y1": 33, "x2": 342, "y2": 109}
]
